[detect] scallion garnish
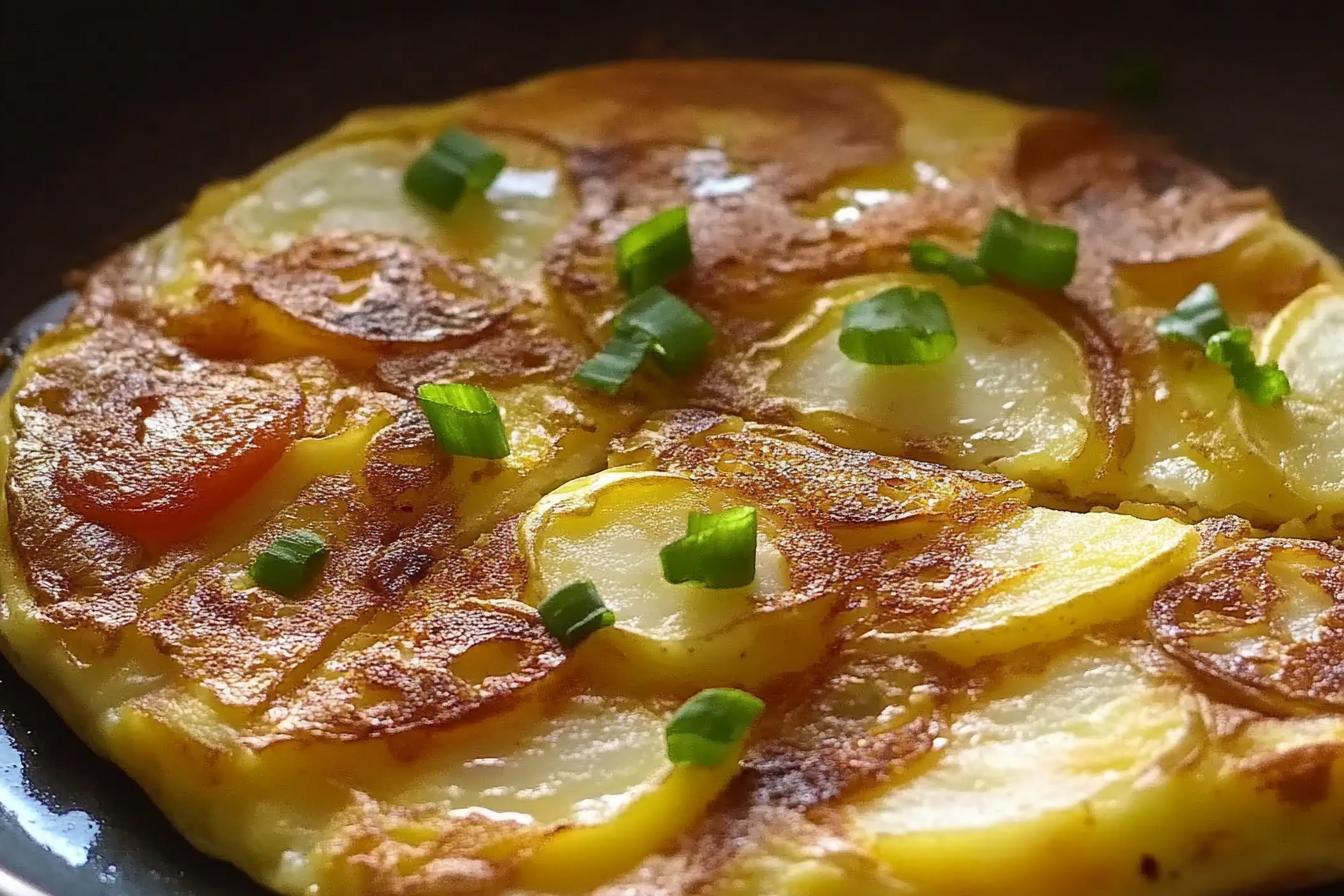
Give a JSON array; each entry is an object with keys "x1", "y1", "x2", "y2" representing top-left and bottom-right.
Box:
[
  {"x1": 838, "y1": 286, "x2": 956, "y2": 366},
  {"x1": 666, "y1": 688, "x2": 765, "y2": 766},
  {"x1": 660, "y1": 506, "x2": 757, "y2": 589},
  {"x1": 403, "y1": 126, "x2": 505, "y2": 210},
  {"x1": 909, "y1": 238, "x2": 988, "y2": 287},
  {"x1": 616, "y1": 207, "x2": 693, "y2": 295},
  {"x1": 538, "y1": 581, "x2": 615, "y2": 648},
  {"x1": 430, "y1": 127, "x2": 507, "y2": 190},
  {"x1": 977, "y1": 207, "x2": 1079, "y2": 290},
  {"x1": 614, "y1": 287, "x2": 715, "y2": 375},
  {"x1": 1155, "y1": 283, "x2": 1230, "y2": 348},
  {"x1": 1154, "y1": 284, "x2": 1291, "y2": 404},
  {"x1": 1205, "y1": 328, "x2": 1292, "y2": 405},
  {"x1": 416, "y1": 383, "x2": 510, "y2": 459},
  {"x1": 249, "y1": 529, "x2": 327, "y2": 598},
  {"x1": 575, "y1": 329, "x2": 653, "y2": 395},
  {"x1": 403, "y1": 153, "x2": 467, "y2": 212}
]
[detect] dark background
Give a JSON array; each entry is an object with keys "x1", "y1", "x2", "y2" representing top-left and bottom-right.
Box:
[{"x1": 3, "y1": 2, "x2": 1344, "y2": 894}]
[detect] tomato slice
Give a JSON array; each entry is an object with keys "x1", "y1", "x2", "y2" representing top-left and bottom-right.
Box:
[{"x1": 56, "y1": 368, "x2": 303, "y2": 545}]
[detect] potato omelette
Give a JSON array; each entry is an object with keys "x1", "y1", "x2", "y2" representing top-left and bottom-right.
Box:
[{"x1": 1, "y1": 60, "x2": 1343, "y2": 896}]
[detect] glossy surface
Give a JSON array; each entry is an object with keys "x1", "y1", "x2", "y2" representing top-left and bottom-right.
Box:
[
  {"x1": 4, "y1": 3, "x2": 1344, "y2": 895},
  {"x1": 0, "y1": 293, "x2": 263, "y2": 895}
]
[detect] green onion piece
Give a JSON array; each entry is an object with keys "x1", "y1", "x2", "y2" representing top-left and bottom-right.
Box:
[
  {"x1": 538, "y1": 581, "x2": 615, "y2": 648},
  {"x1": 416, "y1": 383, "x2": 511, "y2": 459},
  {"x1": 1204, "y1": 326, "x2": 1253, "y2": 366},
  {"x1": 1205, "y1": 327, "x2": 1292, "y2": 405},
  {"x1": 249, "y1": 529, "x2": 327, "y2": 598},
  {"x1": 977, "y1": 207, "x2": 1079, "y2": 290},
  {"x1": 838, "y1": 286, "x2": 956, "y2": 366},
  {"x1": 403, "y1": 127, "x2": 506, "y2": 210},
  {"x1": 403, "y1": 151, "x2": 468, "y2": 211},
  {"x1": 615, "y1": 287, "x2": 716, "y2": 375},
  {"x1": 666, "y1": 688, "x2": 765, "y2": 766},
  {"x1": 660, "y1": 506, "x2": 757, "y2": 589},
  {"x1": 1156, "y1": 283, "x2": 1230, "y2": 348},
  {"x1": 431, "y1": 127, "x2": 507, "y2": 190},
  {"x1": 616, "y1": 207, "x2": 693, "y2": 295},
  {"x1": 909, "y1": 238, "x2": 988, "y2": 287},
  {"x1": 575, "y1": 329, "x2": 653, "y2": 395}
]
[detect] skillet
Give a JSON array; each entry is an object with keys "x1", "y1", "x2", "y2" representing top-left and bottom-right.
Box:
[{"x1": 2, "y1": 1, "x2": 1343, "y2": 893}]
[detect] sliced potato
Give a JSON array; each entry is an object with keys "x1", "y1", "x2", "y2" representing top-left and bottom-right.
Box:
[
  {"x1": 190, "y1": 131, "x2": 572, "y2": 286},
  {"x1": 862, "y1": 508, "x2": 1196, "y2": 664},
  {"x1": 105, "y1": 689, "x2": 735, "y2": 896},
  {"x1": 139, "y1": 379, "x2": 623, "y2": 714},
  {"x1": 1111, "y1": 343, "x2": 1302, "y2": 521},
  {"x1": 523, "y1": 470, "x2": 832, "y2": 689},
  {"x1": 1101, "y1": 221, "x2": 1336, "y2": 529},
  {"x1": 1150, "y1": 538, "x2": 1344, "y2": 716},
  {"x1": 849, "y1": 643, "x2": 1199, "y2": 895},
  {"x1": 1239, "y1": 284, "x2": 1344, "y2": 512},
  {"x1": 768, "y1": 274, "x2": 1103, "y2": 488}
]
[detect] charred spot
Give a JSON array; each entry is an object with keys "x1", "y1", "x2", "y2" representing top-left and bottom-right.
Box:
[
  {"x1": 1139, "y1": 853, "x2": 1161, "y2": 882},
  {"x1": 1150, "y1": 539, "x2": 1344, "y2": 716},
  {"x1": 368, "y1": 545, "x2": 436, "y2": 598}
]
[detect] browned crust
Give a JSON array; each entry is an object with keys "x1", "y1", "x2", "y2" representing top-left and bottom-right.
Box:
[
  {"x1": 256, "y1": 518, "x2": 564, "y2": 743},
  {"x1": 620, "y1": 414, "x2": 1034, "y2": 632},
  {"x1": 207, "y1": 233, "x2": 523, "y2": 347},
  {"x1": 1150, "y1": 538, "x2": 1344, "y2": 716},
  {"x1": 465, "y1": 60, "x2": 903, "y2": 199},
  {"x1": 1238, "y1": 742, "x2": 1344, "y2": 807},
  {"x1": 2, "y1": 60, "x2": 1342, "y2": 896}
]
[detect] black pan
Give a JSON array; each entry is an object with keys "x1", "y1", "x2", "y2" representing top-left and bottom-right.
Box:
[{"x1": 2, "y1": 2, "x2": 1343, "y2": 894}]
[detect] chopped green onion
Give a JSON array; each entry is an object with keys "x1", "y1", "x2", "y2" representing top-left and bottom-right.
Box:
[
  {"x1": 1205, "y1": 327, "x2": 1292, "y2": 405},
  {"x1": 416, "y1": 383, "x2": 510, "y2": 459},
  {"x1": 403, "y1": 152, "x2": 468, "y2": 211},
  {"x1": 616, "y1": 207, "x2": 693, "y2": 295},
  {"x1": 1156, "y1": 283, "x2": 1230, "y2": 348},
  {"x1": 430, "y1": 127, "x2": 506, "y2": 190},
  {"x1": 575, "y1": 329, "x2": 653, "y2": 395},
  {"x1": 249, "y1": 529, "x2": 327, "y2": 598},
  {"x1": 615, "y1": 287, "x2": 716, "y2": 374},
  {"x1": 1204, "y1": 326, "x2": 1252, "y2": 366},
  {"x1": 666, "y1": 688, "x2": 765, "y2": 766},
  {"x1": 838, "y1": 286, "x2": 956, "y2": 366},
  {"x1": 403, "y1": 126, "x2": 506, "y2": 210},
  {"x1": 538, "y1": 581, "x2": 615, "y2": 648},
  {"x1": 660, "y1": 506, "x2": 757, "y2": 589},
  {"x1": 977, "y1": 207, "x2": 1079, "y2": 290},
  {"x1": 909, "y1": 238, "x2": 988, "y2": 287},
  {"x1": 1156, "y1": 285, "x2": 1292, "y2": 404}
]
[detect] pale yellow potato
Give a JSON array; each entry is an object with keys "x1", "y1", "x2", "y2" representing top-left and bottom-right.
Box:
[
  {"x1": 862, "y1": 507, "x2": 1197, "y2": 664},
  {"x1": 1097, "y1": 220, "x2": 1340, "y2": 532},
  {"x1": 840, "y1": 641, "x2": 1344, "y2": 896},
  {"x1": 193, "y1": 131, "x2": 571, "y2": 287},
  {"x1": 522, "y1": 469, "x2": 831, "y2": 689},
  {"x1": 102, "y1": 688, "x2": 738, "y2": 896},
  {"x1": 764, "y1": 273, "x2": 1106, "y2": 491},
  {"x1": 1240, "y1": 283, "x2": 1344, "y2": 515},
  {"x1": 4, "y1": 57, "x2": 1344, "y2": 896}
]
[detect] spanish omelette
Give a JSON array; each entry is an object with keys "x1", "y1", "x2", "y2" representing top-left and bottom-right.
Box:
[{"x1": 1, "y1": 60, "x2": 1342, "y2": 896}]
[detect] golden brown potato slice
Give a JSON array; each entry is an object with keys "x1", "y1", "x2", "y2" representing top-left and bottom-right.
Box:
[{"x1": 3, "y1": 60, "x2": 1344, "y2": 896}]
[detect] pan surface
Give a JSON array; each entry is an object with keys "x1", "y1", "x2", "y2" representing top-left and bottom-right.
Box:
[{"x1": 2, "y1": 1, "x2": 1343, "y2": 893}]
